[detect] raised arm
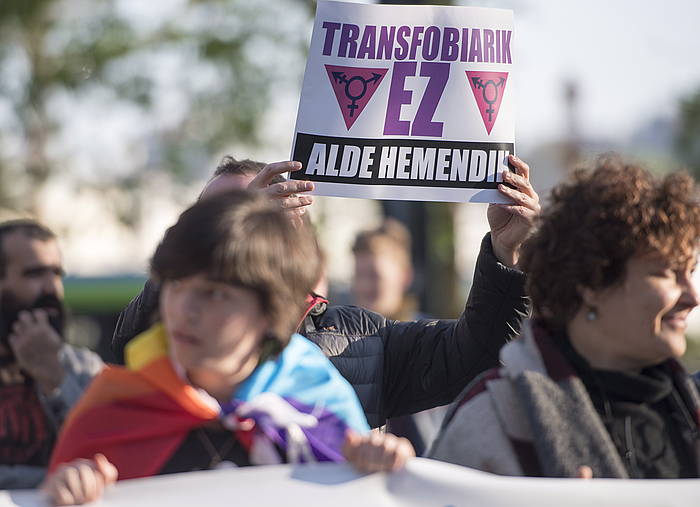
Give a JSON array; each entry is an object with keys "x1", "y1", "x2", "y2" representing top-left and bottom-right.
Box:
[{"x1": 380, "y1": 156, "x2": 537, "y2": 420}]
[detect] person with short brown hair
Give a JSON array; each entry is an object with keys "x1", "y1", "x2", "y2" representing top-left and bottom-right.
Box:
[
  {"x1": 44, "y1": 190, "x2": 417, "y2": 505},
  {"x1": 113, "y1": 155, "x2": 540, "y2": 433},
  {"x1": 430, "y1": 156, "x2": 700, "y2": 478},
  {"x1": 351, "y1": 218, "x2": 417, "y2": 322}
]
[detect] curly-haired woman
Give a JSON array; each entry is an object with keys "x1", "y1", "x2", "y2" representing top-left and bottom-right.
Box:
[{"x1": 430, "y1": 156, "x2": 700, "y2": 479}]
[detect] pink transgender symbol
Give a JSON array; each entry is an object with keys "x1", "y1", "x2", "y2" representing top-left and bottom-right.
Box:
[
  {"x1": 325, "y1": 65, "x2": 388, "y2": 130},
  {"x1": 466, "y1": 71, "x2": 509, "y2": 135}
]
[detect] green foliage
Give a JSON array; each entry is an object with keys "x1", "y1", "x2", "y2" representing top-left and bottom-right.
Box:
[
  {"x1": 0, "y1": 0, "x2": 311, "y2": 213},
  {"x1": 675, "y1": 88, "x2": 700, "y2": 178}
]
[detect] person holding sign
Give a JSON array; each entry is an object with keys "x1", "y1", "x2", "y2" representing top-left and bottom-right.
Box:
[
  {"x1": 43, "y1": 191, "x2": 415, "y2": 505},
  {"x1": 430, "y1": 158, "x2": 700, "y2": 479},
  {"x1": 111, "y1": 154, "x2": 539, "y2": 433}
]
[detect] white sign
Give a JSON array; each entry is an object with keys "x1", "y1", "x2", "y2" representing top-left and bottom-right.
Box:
[
  {"x1": 3, "y1": 459, "x2": 698, "y2": 507},
  {"x1": 290, "y1": 1, "x2": 515, "y2": 203}
]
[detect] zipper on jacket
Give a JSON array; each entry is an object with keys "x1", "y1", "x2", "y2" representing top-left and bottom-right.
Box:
[{"x1": 623, "y1": 415, "x2": 640, "y2": 478}]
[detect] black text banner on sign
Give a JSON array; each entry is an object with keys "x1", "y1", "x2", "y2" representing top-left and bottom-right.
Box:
[{"x1": 291, "y1": 1, "x2": 515, "y2": 203}]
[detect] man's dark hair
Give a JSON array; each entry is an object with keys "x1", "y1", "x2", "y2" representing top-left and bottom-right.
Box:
[
  {"x1": 212, "y1": 156, "x2": 285, "y2": 184},
  {"x1": 151, "y1": 189, "x2": 321, "y2": 343},
  {"x1": 0, "y1": 219, "x2": 56, "y2": 277}
]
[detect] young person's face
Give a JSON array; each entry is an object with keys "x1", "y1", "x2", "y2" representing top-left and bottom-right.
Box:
[
  {"x1": 352, "y1": 251, "x2": 410, "y2": 318},
  {"x1": 160, "y1": 274, "x2": 269, "y2": 377}
]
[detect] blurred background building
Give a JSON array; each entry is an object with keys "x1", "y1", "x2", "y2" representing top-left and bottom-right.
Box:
[{"x1": 1, "y1": 0, "x2": 699, "y2": 369}]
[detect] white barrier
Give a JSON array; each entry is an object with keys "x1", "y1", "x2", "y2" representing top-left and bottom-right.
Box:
[{"x1": 2, "y1": 458, "x2": 698, "y2": 507}]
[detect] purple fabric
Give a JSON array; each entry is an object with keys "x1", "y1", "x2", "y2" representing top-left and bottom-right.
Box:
[{"x1": 221, "y1": 398, "x2": 348, "y2": 463}]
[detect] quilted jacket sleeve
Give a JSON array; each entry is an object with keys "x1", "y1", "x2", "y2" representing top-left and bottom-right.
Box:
[
  {"x1": 379, "y1": 233, "x2": 528, "y2": 421},
  {"x1": 111, "y1": 278, "x2": 160, "y2": 364}
]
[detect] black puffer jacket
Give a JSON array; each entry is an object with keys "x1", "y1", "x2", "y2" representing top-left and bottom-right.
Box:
[{"x1": 112, "y1": 233, "x2": 528, "y2": 428}]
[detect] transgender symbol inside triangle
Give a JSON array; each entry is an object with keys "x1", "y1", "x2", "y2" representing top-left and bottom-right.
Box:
[
  {"x1": 325, "y1": 65, "x2": 388, "y2": 130},
  {"x1": 466, "y1": 71, "x2": 509, "y2": 135}
]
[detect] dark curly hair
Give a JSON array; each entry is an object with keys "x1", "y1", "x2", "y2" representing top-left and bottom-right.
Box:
[{"x1": 519, "y1": 155, "x2": 700, "y2": 329}]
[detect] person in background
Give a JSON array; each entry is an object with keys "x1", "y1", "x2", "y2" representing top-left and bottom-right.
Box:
[
  {"x1": 430, "y1": 157, "x2": 700, "y2": 479},
  {"x1": 112, "y1": 154, "x2": 539, "y2": 431},
  {"x1": 0, "y1": 219, "x2": 103, "y2": 489},
  {"x1": 351, "y1": 219, "x2": 445, "y2": 455},
  {"x1": 351, "y1": 218, "x2": 420, "y2": 322},
  {"x1": 43, "y1": 190, "x2": 413, "y2": 505}
]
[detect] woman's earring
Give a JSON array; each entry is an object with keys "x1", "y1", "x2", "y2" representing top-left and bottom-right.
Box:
[{"x1": 586, "y1": 307, "x2": 598, "y2": 321}]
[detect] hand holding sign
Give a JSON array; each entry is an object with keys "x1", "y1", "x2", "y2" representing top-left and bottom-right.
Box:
[
  {"x1": 488, "y1": 155, "x2": 540, "y2": 268},
  {"x1": 291, "y1": 2, "x2": 515, "y2": 203},
  {"x1": 248, "y1": 161, "x2": 315, "y2": 227}
]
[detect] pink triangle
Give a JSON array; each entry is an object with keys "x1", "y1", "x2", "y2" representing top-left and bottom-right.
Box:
[
  {"x1": 466, "y1": 71, "x2": 509, "y2": 135},
  {"x1": 325, "y1": 65, "x2": 388, "y2": 130}
]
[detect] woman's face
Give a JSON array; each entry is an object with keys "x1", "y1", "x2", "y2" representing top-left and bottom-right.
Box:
[
  {"x1": 580, "y1": 253, "x2": 699, "y2": 370},
  {"x1": 160, "y1": 275, "x2": 269, "y2": 376}
]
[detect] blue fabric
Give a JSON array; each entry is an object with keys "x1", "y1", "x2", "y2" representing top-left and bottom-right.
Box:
[{"x1": 233, "y1": 334, "x2": 370, "y2": 433}]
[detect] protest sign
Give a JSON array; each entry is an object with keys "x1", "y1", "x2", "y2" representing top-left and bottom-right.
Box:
[
  {"x1": 290, "y1": 1, "x2": 515, "y2": 203},
  {"x1": 4, "y1": 459, "x2": 697, "y2": 507}
]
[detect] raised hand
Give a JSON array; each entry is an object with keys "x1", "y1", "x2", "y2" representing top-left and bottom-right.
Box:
[
  {"x1": 488, "y1": 155, "x2": 540, "y2": 268},
  {"x1": 247, "y1": 161, "x2": 315, "y2": 227},
  {"x1": 9, "y1": 309, "x2": 64, "y2": 394}
]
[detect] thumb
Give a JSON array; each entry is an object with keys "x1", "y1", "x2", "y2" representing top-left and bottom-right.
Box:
[{"x1": 94, "y1": 454, "x2": 118, "y2": 484}]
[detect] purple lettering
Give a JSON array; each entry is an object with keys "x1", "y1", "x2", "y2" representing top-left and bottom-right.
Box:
[
  {"x1": 383, "y1": 61, "x2": 416, "y2": 135},
  {"x1": 422, "y1": 26, "x2": 441, "y2": 61},
  {"x1": 394, "y1": 26, "x2": 411, "y2": 60},
  {"x1": 484, "y1": 29, "x2": 495, "y2": 62},
  {"x1": 357, "y1": 25, "x2": 377, "y2": 59},
  {"x1": 408, "y1": 26, "x2": 424, "y2": 60},
  {"x1": 460, "y1": 28, "x2": 469, "y2": 62},
  {"x1": 468, "y1": 29, "x2": 483, "y2": 62},
  {"x1": 411, "y1": 62, "x2": 449, "y2": 137},
  {"x1": 378, "y1": 26, "x2": 396, "y2": 59},
  {"x1": 441, "y1": 27, "x2": 459, "y2": 62},
  {"x1": 338, "y1": 24, "x2": 360, "y2": 58},
  {"x1": 501, "y1": 30, "x2": 512, "y2": 64},
  {"x1": 496, "y1": 30, "x2": 502, "y2": 63},
  {"x1": 321, "y1": 22, "x2": 341, "y2": 56}
]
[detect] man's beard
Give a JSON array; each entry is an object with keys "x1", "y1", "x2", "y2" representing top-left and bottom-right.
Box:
[{"x1": 0, "y1": 290, "x2": 66, "y2": 364}]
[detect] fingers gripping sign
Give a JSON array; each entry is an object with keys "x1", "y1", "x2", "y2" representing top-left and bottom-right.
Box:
[
  {"x1": 488, "y1": 155, "x2": 541, "y2": 268},
  {"x1": 343, "y1": 430, "x2": 415, "y2": 473},
  {"x1": 247, "y1": 161, "x2": 315, "y2": 226}
]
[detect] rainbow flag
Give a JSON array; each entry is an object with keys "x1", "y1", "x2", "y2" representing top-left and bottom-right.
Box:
[{"x1": 50, "y1": 324, "x2": 368, "y2": 479}]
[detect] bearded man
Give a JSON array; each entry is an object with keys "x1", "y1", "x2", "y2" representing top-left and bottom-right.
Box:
[{"x1": 0, "y1": 219, "x2": 102, "y2": 489}]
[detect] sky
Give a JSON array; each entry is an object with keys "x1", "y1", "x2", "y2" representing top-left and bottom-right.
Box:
[
  {"x1": 334, "y1": 0, "x2": 700, "y2": 155},
  {"x1": 37, "y1": 0, "x2": 700, "y2": 180},
  {"x1": 6, "y1": 0, "x2": 700, "y2": 276}
]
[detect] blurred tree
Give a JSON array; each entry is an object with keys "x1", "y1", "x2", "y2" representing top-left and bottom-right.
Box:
[
  {"x1": 0, "y1": 0, "x2": 310, "y2": 215},
  {"x1": 675, "y1": 87, "x2": 700, "y2": 178}
]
